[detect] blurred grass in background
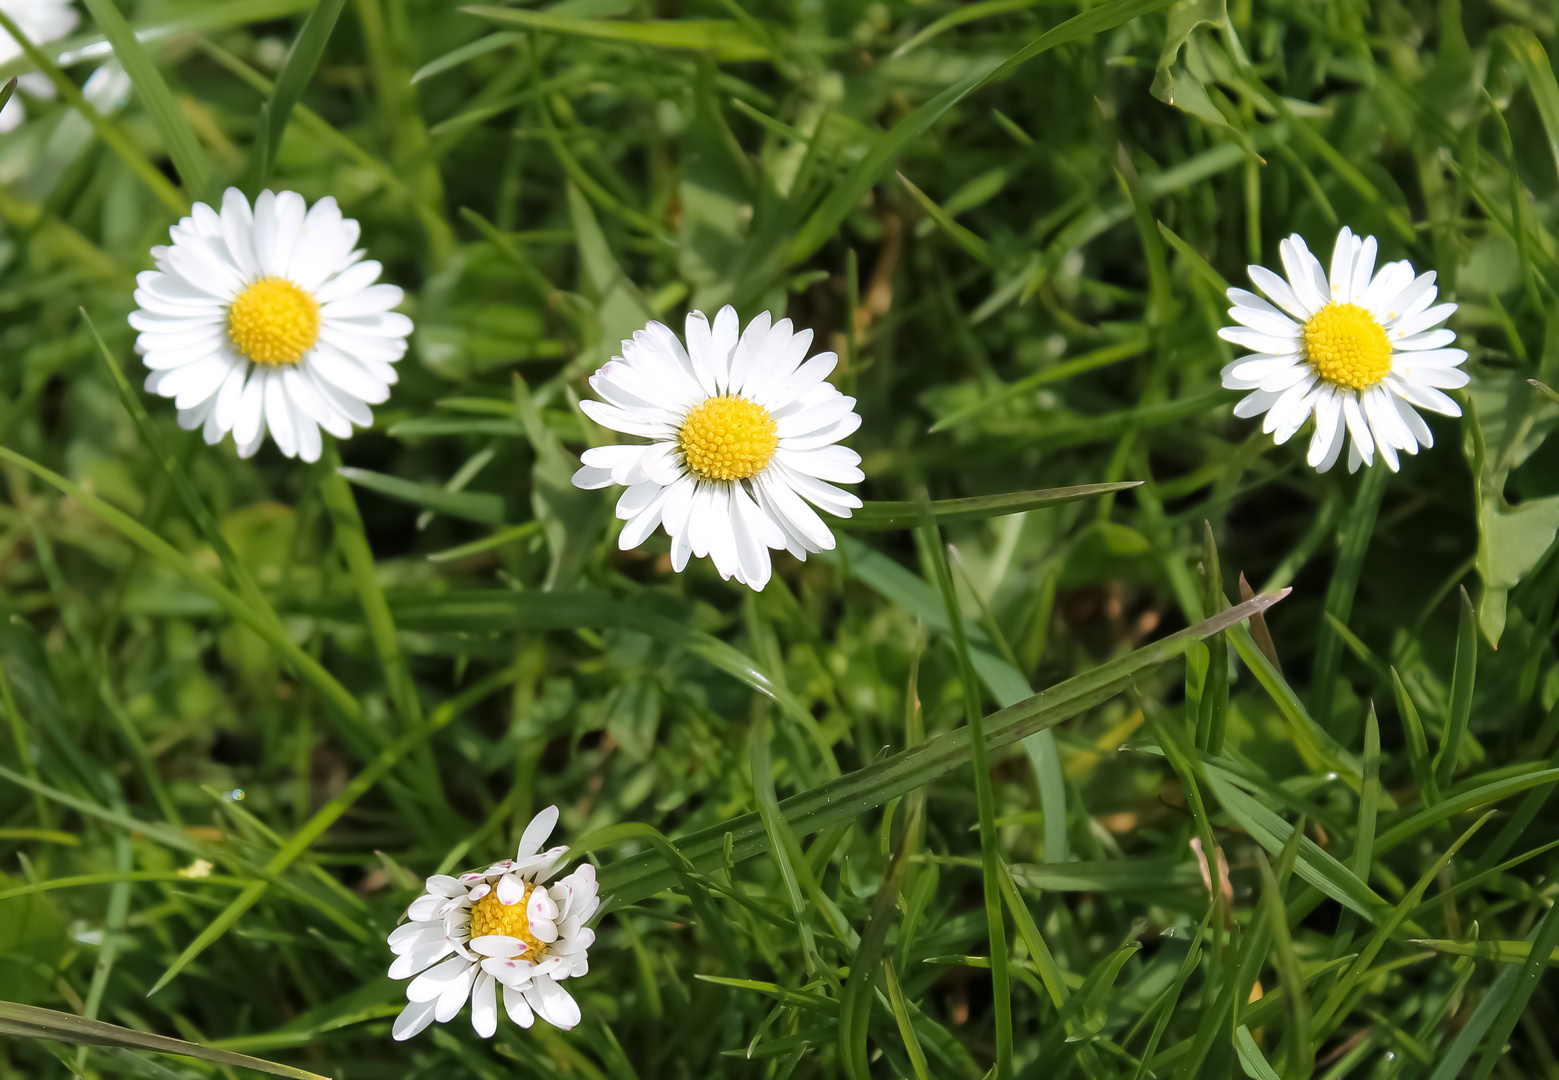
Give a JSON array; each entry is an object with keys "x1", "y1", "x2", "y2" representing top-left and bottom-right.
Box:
[{"x1": 4, "y1": 0, "x2": 1559, "y2": 1077}]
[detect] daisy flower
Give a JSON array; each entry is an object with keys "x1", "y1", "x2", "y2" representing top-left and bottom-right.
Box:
[
  {"x1": 387, "y1": 806, "x2": 598, "y2": 1041},
  {"x1": 0, "y1": 0, "x2": 79, "y2": 132},
  {"x1": 1219, "y1": 227, "x2": 1467, "y2": 473},
  {"x1": 129, "y1": 188, "x2": 411, "y2": 463},
  {"x1": 571, "y1": 306, "x2": 863, "y2": 590}
]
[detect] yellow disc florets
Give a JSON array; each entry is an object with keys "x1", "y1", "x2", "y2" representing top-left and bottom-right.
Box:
[
  {"x1": 227, "y1": 277, "x2": 321, "y2": 366},
  {"x1": 679, "y1": 395, "x2": 779, "y2": 481},
  {"x1": 469, "y1": 884, "x2": 547, "y2": 957},
  {"x1": 1303, "y1": 302, "x2": 1392, "y2": 391}
]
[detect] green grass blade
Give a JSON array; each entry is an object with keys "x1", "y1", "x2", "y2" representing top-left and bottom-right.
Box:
[
  {"x1": 1311, "y1": 452, "x2": 1390, "y2": 732},
  {"x1": 919, "y1": 520, "x2": 1012, "y2": 1079},
  {"x1": 460, "y1": 8, "x2": 767, "y2": 60},
  {"x1": 1472, "y1": 898, "x2": 1559, "y2": 1080},
  {"x1": 256, "y1": 0, "x2": 346, "y2": 186},
  {"x1": 785, "y1": 0, "x2": 1171, "y2": 266},
  {"x1": 335, "y1": 464, "x2": 506, "y2": 524},
  {"x1": 1392, "y1": 667, "x2": 1441, "y2": 805},
  {"x1": 1435, "y1": 586, "x2": 1477, "y2": 787},
  {"x1": 322, "y1": 451, "x2": 426, "y2": 730},
  {"x1": 0, "y1": 443, "x2": 364, "y2": 728},
  {"x1": 1233, "y1": 1026, "x2": 1282, "y2": 1080},
  {"x1": 839, "y1": 799, "x2": 919, "y2": 1079},
  {"x1": 80, "y1": 0, "x2": 211, "y2": 200},
  {"x1": 0, "y1": 8, "x2": 186, "y2": 212},
  {"x1": 835, "y1": 483, "x2": 1142, "y2": 531},
  {"x1": 0, "y1": 1003, "x2": 326, "y2": 1080},
  {"x1": 596, "y1": 589, "x2": 1286, "y2": 906}
]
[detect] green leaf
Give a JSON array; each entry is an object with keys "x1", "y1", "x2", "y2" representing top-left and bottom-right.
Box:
[
  {"x1": 256, "y1": 0, "x2": 346, "y2": 186},
  {"x1": 891, "y1": 0, "x2": 1037, "y2": 58},
  {"x1": 1472, "y1": 897, "x2": 1559, "y2": 1080},
  {"x1": 80, "y1": 0, "x2": 211, "y2": 200},
  {"x1": 0, "y1": 1002, "x2": 326, "y2": 1080},
  {"x1": 460, "y1": 8, "x2": 768, "y2": 61},
  {"x1": 335, "y1": 465, "x2": 506, "y2": 524}
]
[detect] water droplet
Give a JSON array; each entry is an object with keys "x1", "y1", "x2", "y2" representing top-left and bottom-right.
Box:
[{"x1": 223, "y1": 789, "x2": 245, "y2": 802}]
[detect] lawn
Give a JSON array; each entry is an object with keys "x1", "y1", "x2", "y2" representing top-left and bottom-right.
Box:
[{"x1": 2, "y1": 0, "x2": 1559, "y2": 1078}]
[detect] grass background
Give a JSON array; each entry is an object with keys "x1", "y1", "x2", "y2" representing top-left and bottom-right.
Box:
[{"x1": 2, "y1": 0, "x2": 1559, "y2": 1077}]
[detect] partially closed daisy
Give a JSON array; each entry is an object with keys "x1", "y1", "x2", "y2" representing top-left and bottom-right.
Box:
[
  {"x1": 130, "y1": 188, "x2": 411, "y2": 463},
  {"x1": 1219, "y1": 227, "x2": 1467, "y2": 473},
  {"x1": 0, "y1": 0, "x2": 79, "y2": 132},
  {"x1": 388, "y1": 806, "x2": 598, "y2": 1041},
  {"x1": 572, "y1": 306, "x2": 863, "y2": 590}
]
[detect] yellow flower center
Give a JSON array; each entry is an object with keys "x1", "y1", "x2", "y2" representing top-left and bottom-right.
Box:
[
  {"x1": 469, "y1": 885, "x2": 548, "y2": 958},
  {"x1": 227, "y1": 277, "x2": 321, "y2": 366},
  {"x1": 679, "y1": 395, "x2": 779, "y2": 481},
  {"x1": 1303, "y1": 302, "x2": 1392, "y2": 391}
]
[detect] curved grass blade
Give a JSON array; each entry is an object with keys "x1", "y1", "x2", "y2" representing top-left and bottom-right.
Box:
[
  {"x1": 1373, "y1": 768, "x2": 1559, "y2": 855},
  {"x1": 595, "y1": 590, "x2": 1286, "y2": 906},
  {"x1": 0, "y1": 1003, "x2": 326, "y2": 1080},
  {"x1": 891, "y1": 0, "x2": 1036, "y2": 58},
  {"x1": 256, "y1": 0, "x2": 346, "y2": 186},
  {"x1": 411, "y1": 31, "x2": 522, "y2": 83},
  {"x1": 80, "y1": 0, "x2": 210, "y2": 199},
  {"x1": 831, "y1": 483, "x2": 1141, "y2": 530}
]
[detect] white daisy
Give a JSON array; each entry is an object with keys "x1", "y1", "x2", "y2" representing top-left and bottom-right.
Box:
[
  {"x1": 571, "y1": 306, "x2": 864, "y2": 590},
  {"x1": 1219, "y1": 227, "x2": 1468, "y2": 473},
  {"x1": 388, "y1": 806, "x2": 598, "y2": 1041},
  {"x1": 0, "y1": 0, "x2": 78, "y2": 132},
  {"x1": 129, "y1": 187, "x2": 411, "y2": 463}
]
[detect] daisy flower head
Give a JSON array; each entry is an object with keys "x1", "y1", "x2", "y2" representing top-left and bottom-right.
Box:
[
  {"x1": 130, "y1": 188, "x2": 411, "y2": 463},
  {"x1": 387, "y1": 806, "x2": 599, "y2": 1041},
  {"x1": 1219, "y1": 227, "x2": 1467, "y2": 473},
  {"x1": 571, "y1": 306, "x2": 864, "y2": 590},
  {"x1": 0, "y1": 0, "x2": 79, "y2": 132}
]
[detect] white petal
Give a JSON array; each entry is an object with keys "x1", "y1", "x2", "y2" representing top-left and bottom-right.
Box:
[
  {"x1": 392, "y1": 1000, "x2": 438, "y2": 1042},
  {"x1": 1247, "y1": 265, "x2": 1312, "y2": 320},
  {"x1": 407, "y1": 955, "x2": 473, "y2": 1003},
  {"x1": 1308, "y1": 386, "x2": 1342, "y2": 469},
  {"x1": 470, "y1": 972, "x2": 497, "y2": 1038},
  {"x1": 503, "y1": 982, "x2": 536, "y2": 1028},
  {"x1": 1342, "y1": 392, "x2": 1375, "y2": 464},
  {"x1": 470, "y1": 935, "x2": 527, "y2": 958},
  {"x1": 1328, "y1": 226, "x2": 1358, "y2": 302},
  {"x1": 517, "y1": 805, "x2": 559, "y2": 860},
  {"x1": 527, "y1": 977, "x2": 582, "y2": 1031}
]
